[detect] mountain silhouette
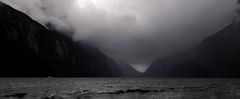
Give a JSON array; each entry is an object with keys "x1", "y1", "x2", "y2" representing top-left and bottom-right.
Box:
[
  {"x1": 144, "y1": 2, "x2": 240, "y2": 77},
  {"x1": 0, "y1": 2, "x2": 122, "y2": 77}
]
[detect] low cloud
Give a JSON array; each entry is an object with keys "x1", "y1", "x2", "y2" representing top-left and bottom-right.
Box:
[{"x1": 1, "y1": 0, "x2": 237, "y2": 71}]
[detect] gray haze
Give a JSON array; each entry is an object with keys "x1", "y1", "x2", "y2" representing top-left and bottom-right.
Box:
[{"x1": 1, "y1": 0, "x2": 237, "y2": 72}]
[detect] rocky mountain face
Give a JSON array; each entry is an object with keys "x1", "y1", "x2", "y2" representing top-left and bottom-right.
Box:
[
  {"x1": 170, "y1": 2, "x2": 240, "y2": 77},
  {"x1": 170, "y1": 22, "x2": 240, "y2": 77},
  {"x1": 144, "y1": 3, "x2": 240, "y2": 77},
  {"x1": 0, "y1": 2, "x2": 122, "y2": 77}
]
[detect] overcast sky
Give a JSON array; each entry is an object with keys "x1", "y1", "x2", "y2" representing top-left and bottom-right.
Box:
[{"x1": 1, "y1": 0, "x2": 238, "y2": 72}]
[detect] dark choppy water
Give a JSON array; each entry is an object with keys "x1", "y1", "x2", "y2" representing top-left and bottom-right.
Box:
[{"x1": 0, "y1": 78, "x2": 240, "y2": 99}]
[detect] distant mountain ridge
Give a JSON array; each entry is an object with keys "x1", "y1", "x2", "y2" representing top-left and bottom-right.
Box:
[
  {"x1": 144, "y1": 2, "x2": 240, "y2": 77},
  {"x1": 0, "y1": 2, "x2": 122, "y2": 77},
  {"x1": 170, "y1": 22, "x2": 240, "y2": 77}
]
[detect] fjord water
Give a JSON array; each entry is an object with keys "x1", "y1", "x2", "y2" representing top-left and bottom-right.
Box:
[{"x1": 0, "y1": 78, "x2": 240, "y2": 99}]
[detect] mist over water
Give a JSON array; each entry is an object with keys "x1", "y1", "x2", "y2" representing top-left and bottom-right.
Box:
[{"x1": 1, "y1": 0, "x2": 237, "y2": 72}]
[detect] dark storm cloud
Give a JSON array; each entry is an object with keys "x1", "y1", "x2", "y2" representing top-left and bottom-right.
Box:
[{"x1": 1, "y1": 0, "x2": 237, "y2": 72}]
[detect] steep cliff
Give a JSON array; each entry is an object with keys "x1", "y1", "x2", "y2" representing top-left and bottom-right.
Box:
[
  {"x1": 0, "y1": 2, "x2": 122, "y2": 77},
  {"x1": 170, "y1": 21, "x2": 240, "y2": 77},
  {"x1": 145, "y1": 23, "x2": 240, "y2": 77},
  {"x1": 144, "y1": 2, "x2": 240, "y2": 77}
]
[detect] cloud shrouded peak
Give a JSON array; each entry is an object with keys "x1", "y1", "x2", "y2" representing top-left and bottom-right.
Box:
[{"x1": 1, "y1": 0, "x2": 237, "y2": 72}]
